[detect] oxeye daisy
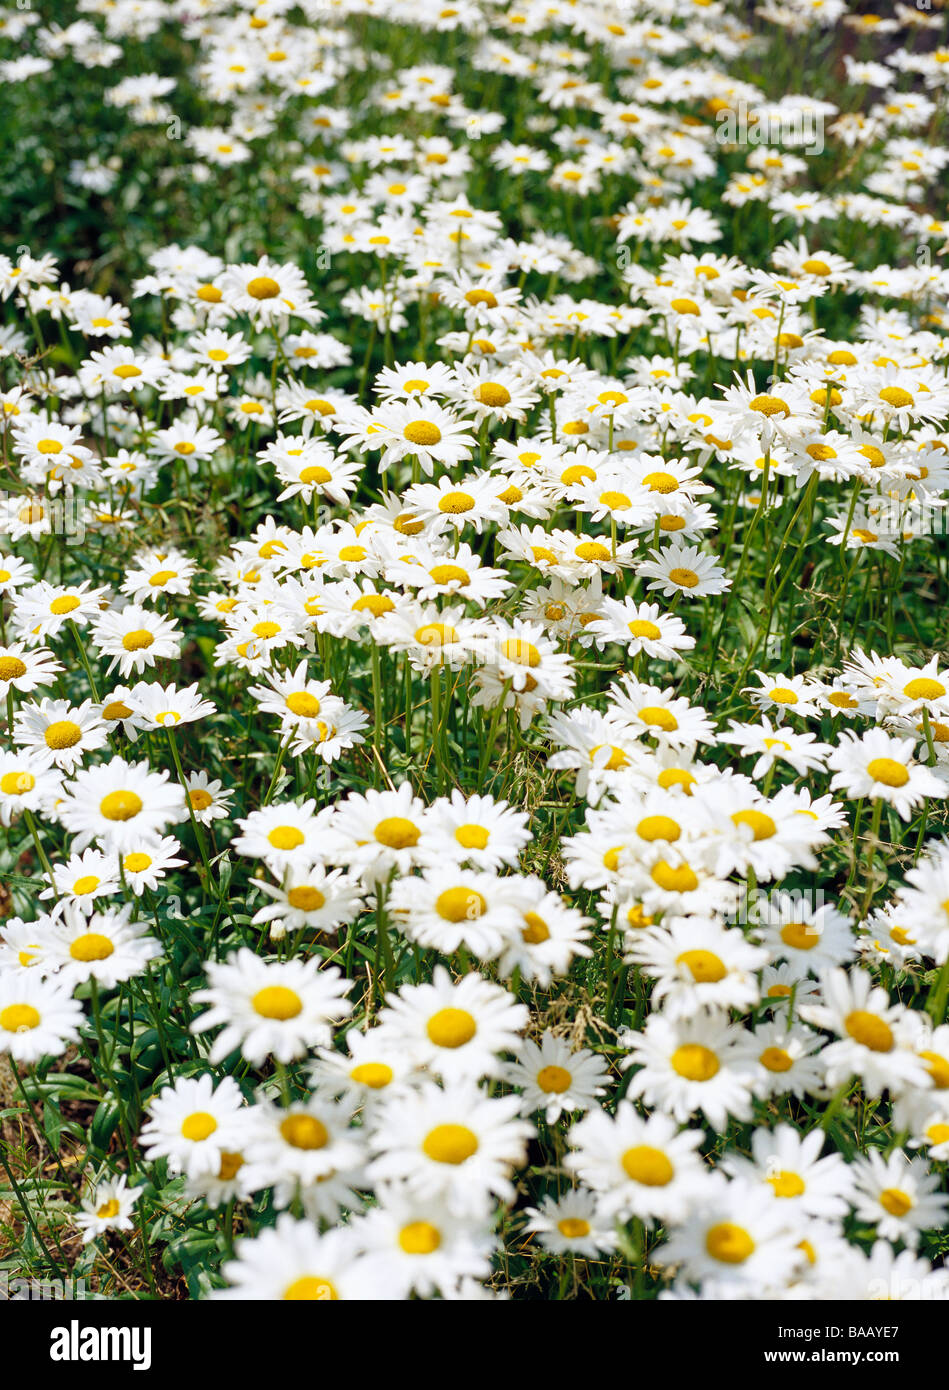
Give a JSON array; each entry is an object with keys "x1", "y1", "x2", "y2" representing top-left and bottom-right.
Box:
[
  {"x1": 39, "y1": 848, "x2": 120, "y2": 915},
  {"x1": 127, "y1": 680, "x2": 217, "y2": 730},
  {"x1": 800, "y1": 968, "x2": 931, "y2": 1097},
  {"x1": 722, "y1": 1124, "x2": 855, "y2": 1219},
  {"x1": 564, "y1": 1103, "x2": 706, "y2": 1225},
  {"x1": 743, "y1": 670, "x2": 825, "y2": 721},
  {"x1": 118, "y1": 836, "x2": 188, "y2": 895},
  {"x1": 250, "y1": 865, "x2": 365, "y2": 940},
  {"x1": 718, "y1": 716, "x2": 833, "y2": 779},
  {"x1": 120, "y1": 549, "x2": 197, "y2": 605},
  {"x1": 495, "y1": 878, "x2": 593, "y2": 987},
  {"x1": 0, "y1": 917, "x2": 57, "y2": 978},
  {"x1": 586, "y1": 598, "x2": 695, "y2": 661},
  {"x1": 375, "y1": 966, "x2": 528, "y2": 1082},
  {"x1": 0, "y1": 972, "x2": 84, "y2": 1062},
  {"x1": 366, "y1": 1081, "x2": 534, "y2": 1217},
  {"x1": 182, "y1": 773, "x2": 232, "y2": 826},
  {"x1": 0, "y1": 752, "x2": 62, "y2": 824},
  {"x1": 308, "y1": 1028, "x2": 419, "y2": 1114},
  {"x1": 622, "y1": 1007, "x2": 756, "y2": 1128},
  {"x1": 352, "y1": 1186, "x2": 496, "y2": 1299},
  {"x1": 332, "y1": 782, "x2": 434, "y2": 882},
  {"x1": 47, "y1": 905, "x2": 162, "y2": 989},
  {"x1": 755, "y1": 895, "x2": 858, "y2": 974},
  {"x1": 651, "y1": 1175, "x2": 805, "y2": 1293},
  {"x1": 0, "y1": 644, "x2": 61, "y2": 699},
  {"x1": 388, "y1": 867, "x2": 523, "y2": 961},
  {"x1": 421, "y1": 790, "x2": 531, "y2": 870},
  {"x1": 828, "y1": 728, "x2": 946, "y2": 819},
  {"x1": 850, "y1": 1150, "x2": 949, "y2": 1248},
  {"x1": 523, "y1": 1189, "x2": 617, "y2": 1258},
  {"x1": 190, "y1": 947, "x2": 353, "y2": 1065},
  {"x1": 626, "y1": 916, "x2": 768, "y2": 1019},
  {"x1": 139, "y1": 1073, "x2": 252, "y2": 1179},
  {"x1": 90, "y1": 604, "x2": 182, "y2": 679},
  {"x1": 12, "y1": 580, "x2": 107, "y2": 642},
  {"x1": 740, "y1": 1020, "x2": 827, "y2": 1101},
  {"x1": 12, "y1": 697, "x2": 108, "y2": 770},
  {"x1": 74, "y1": 1174, "x2": 144, "y2": 1245},
  {"x1": 636, "y1": 542, "x2": 730, "y2": 599},
  {"x1": 243, "y1": 1096, "x2": 365, "y2": 1210},
  {"x1": 214, "y1": 1216, "x2": 390, "y2": 1301},
  {"x1": 504, "y1": 1032, "x2": 610, "y2": 1124},
  {"x1": 232, "y1": 799, "x2": 337, "y2": 873},
  {"x1": 55, "y1": 756, "x2": 186, "y2": 853}
]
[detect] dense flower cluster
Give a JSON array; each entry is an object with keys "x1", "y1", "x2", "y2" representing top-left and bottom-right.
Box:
[{"x1": 1, "y1": 0, "x2": 949, "y2": 1302}]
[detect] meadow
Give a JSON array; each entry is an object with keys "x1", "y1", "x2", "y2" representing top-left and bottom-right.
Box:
[{"x1": 0, "y1": 0, "x2": 948, "y2": 1302}]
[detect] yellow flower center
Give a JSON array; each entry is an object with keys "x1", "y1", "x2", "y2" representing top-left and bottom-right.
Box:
[
  {"x1": 780, "y1": 921, "x2": 817, "y2": 950},
  {"x1": 403, "y1": 421, "x2": 442, "y2": 446},
  {"x1": 399, "y1": 1221, "x2": 442, "y2": 1254},
  {"x1": 283, "y1": 1277, "x2": 338, "y2": 1301},
  {"x1": 651, "y1": 860, "x2": 698, "y2": 893},
  {"x1": 638, "y1": 706, "x2": 678, "y2": 731},
  {"x1": 668, "y1": 567, "x2": 699, "y2": 588},
  {"x1": 767, "y1": 1170, "x2": 805, "y2": 1198},
  {"x1": 252, "y1": 985, "x2": 303, "y2": 1020},
  {"x1": 522, "y1": 912, "x2": 550, "y2": 944},
  {"x1": 122, "y1": 629, "x2": 154, "y2": 652},
  {"x1": 286, "y1": 691, "x2": 321, "y2": 718},
  {"x1": 181, "y1": 1112, "x2": 217, "y2": 1141},
  {"x1": 621, "y1": 1146, "x2": 674, "y2": 1185},
  {"x1": 749, "y1": 394, "x2": 790, "y2": 418},
  {"x1": 100, "y1": 791, "x2": 143, "y2": 821},
  {"x1": 374, "y1": 816, "x2": 420, "y2": 849},
  {"x1": 879, "y1": 1188, "x2": 914, "y2": 1218},
  {"x1": 629, "y1": 619, "x2": 661, "y2": 640},
  {"x1": 536, "y1": 1064, "x2": 572, "y2": 1093},
  {"x1": 350, "y1": 1062, "x2": 394, "y2": 1089},
  {"x1": 280, "y1": 1114, "x2": 328, "y2": 1149},
  {"x1": 422, "y1": 1124, "x2": 479, "y2": 1164},
  {"x1": 676, "y1": 949, "x2": 726, "y2": 983},
  {"x1": 246, "y1": 276, "x2": 281, "y2": 300},
  {"x1": 426, "y1": 1007, "x2": 477, "y2": 1049},
  {"x1": 474, "y1": 382, "x2": 511, "y2": 407},
  {"x1": 0, "y1": 1004, "x2": 40, "y2": 1032},
  {"x1": 866, "y1": 757, "x2": 909, "y2": 788},
  {"x1": 731, "y1": 809, "x2": 777, "y2": 840},
  {"x1": 0, "y1": 771, "x2": 34, "y2": 796},
  {"x1": 879, "y1": 386, "x2": 913, "y2": 409},
  {"x1": 706, "y1": 1223, "x2": 755, "y2": 1263},
  {"x1": 436, "y1": 888, "x2": 486, "y2": 922},
  {"x1": 670, "y1": 1043, "x2": 719, "y2": 1081},
  {"x1": 268, "y1": 826, "x2": 305, "y2": 850},
  {"x1": 759, "y1": 1046, "x2": 793, "y2": 1073},
  {"x1": 69, "y1": 933, "x2": 114, "y2": 962},
  {"x1": 845, "y1": 1010, "x2": 893, "y2": 1052}
]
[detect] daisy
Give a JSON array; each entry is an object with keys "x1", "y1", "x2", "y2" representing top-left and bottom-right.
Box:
[
  {"x1": 0, "y1": 644, "x2": 62, "y2": 699},
  {"x1": 495, "y1": 878, "x2": 593, "y2": 987},
  {"x1": 74, "y1": 1174, "x2": 144, "y2": 1245},
  {"x1": 503, "y1": 1032, "x2": 611, "y2": 1124},
  {"x1": 523, "y1": 1190, "x2": 617, "y2": 1258},
  {"x1": 332, "y1": 783, "x2": 434, "y2": 883},
  {"x1": 38, "y1": 848, "x2": 120, "y2": 915},
  {"x1": 119, "y1": 836, "x2": 188, "y2": 895},
  {"x1": 190, "y1": 948, "x2": 353, "y2": 1065},
  {"x1": 622, "y1": 1008, "x2": 756, "y2": 1128},
  {"x1": 799, "y1": 968, "x2": 931, "y2": 1097},
  {"x1": 421, "y1": 790, "x2": 531, "y2": 870},
  {"x1": 740, "y1": 1020, "x2": 828, "y2": 1101},
  {"x1": 90, "y1": 604, "x2": 182, "y2": 680},
  {"x1": 366, "y1": 1081, "x2": 534, "y2": 1217},
  {"x1": 388, "y1": 868, "x2": 523, "y2": 960},
  {"x1": 128, "y1": 680, "x2": 217, "y2": 730},
  {"x1": 250, "y1": 865, "x2": 365, "y2": 940},
  {"x1": 828, "y1": 728, "x2": 946, "y2": 819},
  {"x1": 586, "y1": 598, "x2": 695, "y2": 661},
  {"x1": 850, "y1": 1150, "x2": 949, "y2": 1248},
  {"x1": 0, "y1": 753, "x2": 63, "y2": 825},
  {"x1": 626, "y1": 917, "x2": 767, "y2": 1019},
  {"x1": 47, "y1": 905, "x2": 161, "y2": 989},
  {"x1": 564, "y1": 1104, "x2": 706, "y2": 1225},
  {"x1": 55, "y1": 757, "x2": 187, "y2": 853},
  {"x1": 231, "y1": 800, "x2": 337, "y2": 873},
  {"x1": 652, "y1": 1175, "x2": 804, "y2": 1293},
  {"x1": 353, "y1": 1186, "x2": 495, "y2": 1298},
  {"x1": 722, "y1": 1124, "x2": 855, "y2": 1219},
  {"x1": 375, "y1": 967, "x2": 528, "y2": 1083},
  {"x1": 214, "y1": 1216, "x2": 390, "y2": 1301},
  {"x1": 0, "y1": 972, "x2": 84, "y2": 1063}
]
